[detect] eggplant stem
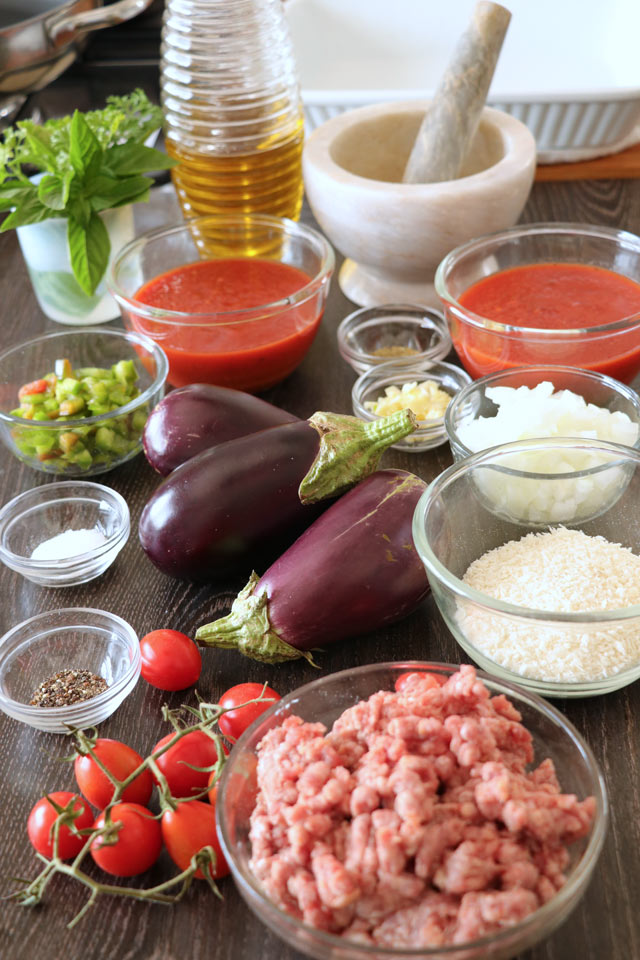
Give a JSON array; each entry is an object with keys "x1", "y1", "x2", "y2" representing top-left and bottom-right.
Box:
[
  {"x1": 299, "y1": 408, "x2": 417, "y2": 504},
  {"x1": 195, "y1": 572, "x2": 318, "y2": 665}
]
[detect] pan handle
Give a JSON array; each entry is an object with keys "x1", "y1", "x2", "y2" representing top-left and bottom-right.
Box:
[{"x1": 48, "y1": 0, "x2": 155, "y2": 43}]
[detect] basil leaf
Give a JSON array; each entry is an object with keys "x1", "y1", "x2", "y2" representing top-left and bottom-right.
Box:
[
  {"x1": 87, "y1": 174, "x2": 150, "y2": 211},
  {"x1": 22, "y1": 130, "x2": 57, "y2": 173},
  {"x1": 67, "y1": 212, "x2": 110, "y2": 296},
  {"x1": 1, "y1": 194, "x2": 52, "y2": 230},
  {"x1": 0, "y1": 182, "x2": 33, "y2": 211},
  {"x1": 69, "y1": 111, "x2": 102, "y2": 177},
  {"x1": 68, "y1": 193, "x2": 92, "y2": 229},
  {"x1": 105, "y1": 184, "x2": 150, "y2": 210},
  {"x1": 38, "y1": 174, "x2": 68, "y2": 211},
  {"x1": 104, "y1": 142, "x2": 176, "y2": 175}
]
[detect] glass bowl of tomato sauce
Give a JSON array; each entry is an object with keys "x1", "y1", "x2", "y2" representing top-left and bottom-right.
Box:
[
  {"x1": 434, "y1": 222, "x2": 640, "y2": 385},
  {"x1": 108, "y1": 214, "x2": 335, "y2": 391}
]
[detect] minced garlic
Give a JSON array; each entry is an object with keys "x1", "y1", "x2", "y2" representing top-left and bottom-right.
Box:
[{"x1": 365, "y1": 380, "x2": 451, "y2": 421}]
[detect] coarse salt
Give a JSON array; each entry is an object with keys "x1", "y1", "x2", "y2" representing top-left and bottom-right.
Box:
[
  {"x1": 457, "y1": 526, "x2": 640, "y2": 683},
  {"x1": 31, "y1": 528, "x2": 107, "y2": 562}
]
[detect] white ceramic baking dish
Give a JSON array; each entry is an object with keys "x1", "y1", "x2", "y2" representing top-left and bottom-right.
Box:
[{"x1": 286, "y1": 0, "x2": 640, "y2": 159}]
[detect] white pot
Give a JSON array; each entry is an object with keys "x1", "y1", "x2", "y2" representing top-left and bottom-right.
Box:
[{"x1": 16, "y1": 205, "x2": 135, "y2": 325}]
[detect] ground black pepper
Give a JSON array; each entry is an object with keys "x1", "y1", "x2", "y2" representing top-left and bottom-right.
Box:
[{"x1": 30, "y1": 669, "x2": 108, "y2": 708}]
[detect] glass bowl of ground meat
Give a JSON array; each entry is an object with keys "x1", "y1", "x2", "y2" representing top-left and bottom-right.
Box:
[
  {"x1": 217, "y1": 662, "x2": 607, "y2": 960},
  {"x1": 0, "y1": 608, "x2": 141, "y2": 733},
  {"x1": 413, "y1": 438, "x2": 640, "y2": 697}
]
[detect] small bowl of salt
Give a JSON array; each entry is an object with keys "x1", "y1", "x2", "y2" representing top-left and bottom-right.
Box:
[{"x1": 0, "y1": 481, "x2": 129, "y2": 587}]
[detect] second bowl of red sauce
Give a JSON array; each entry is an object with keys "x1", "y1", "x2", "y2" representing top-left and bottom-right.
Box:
[
  {"x1": 435, "y1": 223, "x2": 640, "y2": 384},
  {"x1": 108, "y1": 215, "x2": 334, "y2": 391}
]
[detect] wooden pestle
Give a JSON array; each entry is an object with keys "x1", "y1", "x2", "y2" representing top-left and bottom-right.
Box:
[{"x1": 402, "y1": 1, "x2": 511, "y2": 184}]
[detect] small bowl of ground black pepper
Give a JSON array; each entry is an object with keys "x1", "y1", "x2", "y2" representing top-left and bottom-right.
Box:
[{"x1": 0, "y1": 608, "x2": 140, "y2": 732}]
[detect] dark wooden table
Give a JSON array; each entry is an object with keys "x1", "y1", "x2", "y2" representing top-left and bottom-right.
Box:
[{"x1": 1, "y1": 68, "x2": 640, "y2": 960}]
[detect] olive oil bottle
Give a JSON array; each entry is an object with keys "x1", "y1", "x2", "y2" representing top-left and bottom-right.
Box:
[{"x1": 161, "y1": 0, "x2": 304, "y2": 222}]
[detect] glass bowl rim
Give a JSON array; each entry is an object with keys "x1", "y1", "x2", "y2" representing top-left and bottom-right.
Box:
[
  {"x1": 0, "y1": 481, "x2": 130, "y2": 569},
  {"x1": 444, "y1": 363, "x2": 640, "y2": 459},
  {"x1": 337, "y1": 303, "x2": 451, "y2": 367},
  {"x1": 412, "y1": 436, "x2": 640, "y2": 625},
  {"x1": 0, "y1": 606, "x2": 140, "y2": 719},
  {"x1": 0, "y1": 328, "x2": 168, "y2": 428},
  {"x1": 217, "y1": 659, "x2": 608, "y2": 958},
  {"x1": 107, "y1": 213, "x2": 336, "y2": 325},
  {"x1": 434, "y1": 221, "x2": 640, "y2": 337}
]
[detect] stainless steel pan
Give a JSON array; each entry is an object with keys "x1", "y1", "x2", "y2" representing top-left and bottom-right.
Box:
[{"x1": 0, "y1": 0, "x2": 155, "y2": 120}]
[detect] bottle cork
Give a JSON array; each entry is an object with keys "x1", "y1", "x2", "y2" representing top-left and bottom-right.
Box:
[{"x1": 402, "y1": 1, "x2": 511, "y2": 184}]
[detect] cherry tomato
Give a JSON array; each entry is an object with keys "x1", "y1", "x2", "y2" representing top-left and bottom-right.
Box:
[
  {"x1": 394, "y1": 671, "x2": 447, "y2": 693},
  {"x1": 152, "y1": 730, "x2": 224, "y2": 799},
  {"x1": 162, "y1": 800, "x2": 229, "y2": 880},
  {"x1": 218, "y1": 682, "x2": 281, "y2": 741},
  {"x1": 90, "y1": 802, "x2": 162, "y2": 877},
  {"x1": 74, "y1": 738, "x2": 153, "y2": 809},
  {"x1": 140, "y1": 629, "x2": 202, "y2": 691},
  {"x1": 27, "y1": 791, "x2": 93, "y2": 860}
]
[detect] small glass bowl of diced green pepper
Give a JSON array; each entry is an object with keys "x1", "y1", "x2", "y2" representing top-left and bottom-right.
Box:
[{"x1": 0, "y1": 329, "x2": 168, "y2": 476}]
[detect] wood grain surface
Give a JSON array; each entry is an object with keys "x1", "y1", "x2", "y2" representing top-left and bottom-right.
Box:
[{"x1": 1, "y1": 72, "x2": 640, "y2": 960}]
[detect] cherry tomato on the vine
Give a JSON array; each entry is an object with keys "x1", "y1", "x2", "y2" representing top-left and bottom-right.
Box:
[
  {"x1": 140, "y1": 629, "x2": 202, "y2": 691},
  {"x1": 161, "y1": 800, "x2": 229, "y2": 880},
  {"x1": 90, "y1": 802, "x2": 162, "y2": 877},
  {"x1": 218, "y1": 682, "x2": 281, "y2": 741},
  {"x1": 27, "y1": 791, "x2": 93, "y2": 860},
  {"x1": 394, "y1": 671, "x2": 447, "y2": 693},
  {"x1": 74, "y1": 738, "x2": 153, "y2": 809},
  {"x1": 151, "y1": 730, "x2": 225, "y2": 799}
]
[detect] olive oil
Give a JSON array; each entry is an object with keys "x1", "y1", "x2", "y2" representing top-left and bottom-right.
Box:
[{"x1": 166, "y1": 118, "x2": 305, "y2": 222}]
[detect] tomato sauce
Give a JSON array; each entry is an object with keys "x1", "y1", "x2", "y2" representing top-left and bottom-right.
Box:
[
  {"x1": 453, "y1": 263, "x2": 640, "y2": 383},
  {"x1": 132, "y1": 258, "x2": 321, "y2": 390}
]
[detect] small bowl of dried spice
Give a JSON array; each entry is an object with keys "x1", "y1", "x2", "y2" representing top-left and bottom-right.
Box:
[
  {"x1": 0, "y1": 481, "x2": 130, "y2": 587},
  {"x1": 337, "y1": 304, "x2": 452, "y2": 374},
  {"x1": 352, "y1": 359, "x2": 471, "y2": 452},
  {"x1": 0, "y1": 608, "x2": 140, "y2": 732}
]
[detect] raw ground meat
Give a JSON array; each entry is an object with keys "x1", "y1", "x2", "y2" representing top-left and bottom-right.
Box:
[{"x1": 249, "y1": 665, "x2": 595, "y2": 948}]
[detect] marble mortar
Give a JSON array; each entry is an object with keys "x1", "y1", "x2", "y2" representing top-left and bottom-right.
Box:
[{"x1": 302, "y1": 101, "x2": 537, "y2": 308}]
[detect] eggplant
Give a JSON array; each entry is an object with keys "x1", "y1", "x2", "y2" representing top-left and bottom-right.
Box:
[
  {"x1": 143, "y1": 384, "x2": 298, "y2": 475},
  {"x1": 139, "y1": 410, "x2": 417, "y2": 582},
  {"x1": 195, "y1": 469, "x2": 429, "y2": 661}
]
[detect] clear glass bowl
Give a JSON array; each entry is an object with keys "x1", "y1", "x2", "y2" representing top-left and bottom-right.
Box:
[
  {"x1": 445, "y1": 364, "x2": 640, "y2": 462},
  {"x1": 0, "y1": 608, "x2": 141, "y2": 733},
  {"x1": 108, "y1": 214, "x2": 335, "y2": 391},
  {"x1": 352, "y1": 359, "x2": 471, "y2": 452},
  {"x1": 337, "y1": 304, "x2": 452, "y2": 374},
  {"x1": 0, "y1": 328, "x2": 168, "y2": 477},
  {"x1": 434, "y1": 222, "x2": 640, "y2": 384},
  {"x1": 412, "y1": 439, "x2": 640, "y2": 697},
  {"x1": 0, "y1": 481, "x2": 130, "y2": 587},
  {"x1": 217, "y1": 661, "x2": 607, "y2": 960}
]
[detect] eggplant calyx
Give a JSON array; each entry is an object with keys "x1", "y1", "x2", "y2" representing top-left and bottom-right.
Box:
[
  {"x1": 300, "y1": 408, "x2": 418, "y2": 504},
  {"x1": 195, "y1": 572, "x2": 317, "y2": 665}
]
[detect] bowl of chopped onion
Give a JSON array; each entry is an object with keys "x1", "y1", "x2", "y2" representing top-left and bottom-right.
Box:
[
  {"x1": 351, "y1": 359, "x2": 471, "y2": 452},
  {"x1": 443, "y1": 366, "x2": 640, "y2": 527},
  {"x1": 446, "y1": 365, "x2": 640, "y2": 462},
  {"x1": 413, "y1": 438, "x2": 640, "y2": 697}
]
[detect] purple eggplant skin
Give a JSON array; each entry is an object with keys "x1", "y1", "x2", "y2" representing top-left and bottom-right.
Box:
[
  {"x1": 142, "y1": 383, "x2": 298, "y2": 476},
  {"x1": 195, "y1": 469, "x2": 430, "y2": 662},
  {"x1": 139, "y1": 420, "x2": 323, "y2": 581}
]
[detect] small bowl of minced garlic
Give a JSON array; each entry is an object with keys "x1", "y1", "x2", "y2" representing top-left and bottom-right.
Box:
[{"x1": 352, "y1": 359, "x2": 471, "y2": 451}]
